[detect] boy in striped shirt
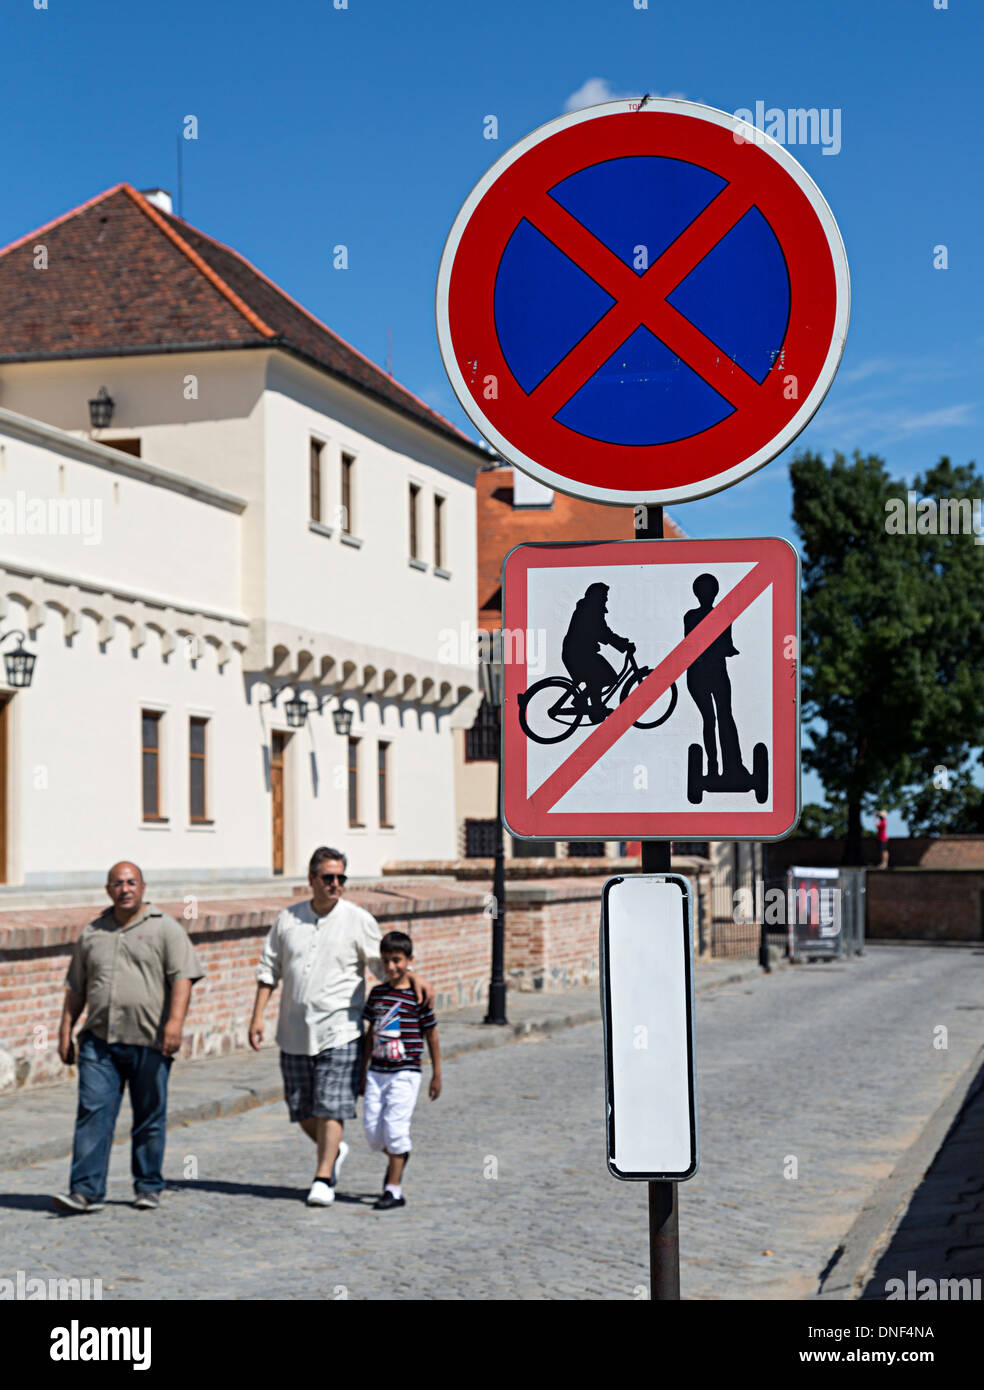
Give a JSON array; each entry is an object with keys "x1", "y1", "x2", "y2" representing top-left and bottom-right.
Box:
[{"x1": 360, "y1": 931, "x2": 441, "y2": 1210}]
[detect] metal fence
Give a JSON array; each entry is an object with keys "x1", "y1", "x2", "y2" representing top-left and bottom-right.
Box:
[
  {"x1": 709, "y1": 856, "x2": 761, "y2": 958},
  {"x1": 838, "y1": 867, "x2": 867, "y2": 957},
  {"x1": 707, "y1": 857, "x2": 867, "y2": 963}
]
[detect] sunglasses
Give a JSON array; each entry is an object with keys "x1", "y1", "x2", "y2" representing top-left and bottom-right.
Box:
[{"x1": 316, "y1": 872, "x2": 347, "y2": 886}]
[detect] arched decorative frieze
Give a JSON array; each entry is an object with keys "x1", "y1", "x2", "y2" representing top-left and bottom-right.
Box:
[
  {"x1": 0, "y1": 566, "x2": 248, "y2": 668},
  {"x1": 203, "y1": 633, "x2": 230, "y2": 669},
  {"x1": 339, "y1": 659, "x2": 359, "y2": 691},
  {"x1": 80, "y1": 606, "x2": 113, "y2": 646}
]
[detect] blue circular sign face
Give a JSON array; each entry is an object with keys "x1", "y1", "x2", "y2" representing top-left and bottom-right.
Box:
[
  {"x1": 493, "y1": 155, "x2": 791, "y2": 447},
  {"x1": 437, "y1": 99, "x2": 850, "y2": 505}
]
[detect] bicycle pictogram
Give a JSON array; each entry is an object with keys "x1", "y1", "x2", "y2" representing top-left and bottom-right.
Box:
[{"x1": 517, "y1": 648, "x2": 678, "y2": 745}]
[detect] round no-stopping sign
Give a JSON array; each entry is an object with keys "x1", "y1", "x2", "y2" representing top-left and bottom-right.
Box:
[{"x1": 436, "y1": 99, "x2": 849, "y2": 505}]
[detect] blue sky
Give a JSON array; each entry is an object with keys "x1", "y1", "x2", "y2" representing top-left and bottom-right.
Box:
[{"x1": 3, "y1": 0, "x2": 979, "y2": 830}]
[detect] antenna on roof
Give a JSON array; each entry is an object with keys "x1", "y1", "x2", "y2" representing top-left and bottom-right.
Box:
[
  {"x1": 386, "y1": 325, "x2": 393, "y2": 376},
  {"x1": 176, "y1": 135, "x2": 184, "y2": 218}
]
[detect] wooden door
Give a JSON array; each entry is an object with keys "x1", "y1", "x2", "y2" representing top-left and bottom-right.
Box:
[
  {"x1": 0, "y1": 697, "x2": 7, "y2": 883},
  {"x1": 271, "y1": 731, "x2": 287, "y2": 875}
]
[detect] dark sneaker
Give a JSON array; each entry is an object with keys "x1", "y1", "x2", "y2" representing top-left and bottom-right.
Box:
[
  {"x1": 373, "y1": 1190, "x2": 406, "y2": 1210},
  {"x1": 53, "y1": 1191, "x2": 104, "y2": 1215},
  {"x1": 132, "y1": 1192, "x2": 160, "y2": 1210},
  {"x1": 380, "y1": 1151, "x2": 409, "y2": 1193}
]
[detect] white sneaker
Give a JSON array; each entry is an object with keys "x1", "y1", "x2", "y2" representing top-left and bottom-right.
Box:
[
  {"x1": 306, "y1": 1179, "x2": 335, "y2": 1207},
  {"x1": 330, "y1": 1140, "x2": 349, "y2": 1188}
]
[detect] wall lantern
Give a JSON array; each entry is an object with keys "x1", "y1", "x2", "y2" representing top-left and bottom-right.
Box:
[
  {"x1": 1, "y1": 630, "x2": 37, "y2": 688},
  {"x1": 331, "y1": 702, "x2": 353, "y2": 736},
  {"x1": 88, "y1": 386, "x2": 115, "y2": 430},
  {"x1": 259, "y1": 683, "x2": 329, "y2": 729}
]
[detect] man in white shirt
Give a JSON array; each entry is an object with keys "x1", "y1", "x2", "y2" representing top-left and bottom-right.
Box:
[{"x1": 248, "y1": 846, "x2": 432, "y2": 1207}]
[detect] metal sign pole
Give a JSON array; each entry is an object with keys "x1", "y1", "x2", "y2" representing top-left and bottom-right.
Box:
[{"x1": 635, "y1": 502, "x2": 681, "y2": 1300}]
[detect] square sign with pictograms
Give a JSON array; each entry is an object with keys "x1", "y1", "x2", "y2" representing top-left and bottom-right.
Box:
[{"x1": 502, "y1": 537, "x2": 800, "y2": 841}]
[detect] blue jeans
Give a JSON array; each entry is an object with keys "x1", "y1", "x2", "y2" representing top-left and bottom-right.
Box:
[{"x1": 68, "y1": 1034, "x2": 172, "y2": 1202}]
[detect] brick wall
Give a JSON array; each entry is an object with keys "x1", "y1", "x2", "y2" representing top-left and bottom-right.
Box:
[
  {"x1": 4, "y1": 872, "x2": 709, "y2": 1093},
  {"x1": 920, "y1": 837, "x2": 984, "y2": 869},
  {"x1": 866, "y1": 870, "x2": 984, "y2": 941},
  {"x1": 766, "y1": 836, "x2": 984, "y2": 875}
]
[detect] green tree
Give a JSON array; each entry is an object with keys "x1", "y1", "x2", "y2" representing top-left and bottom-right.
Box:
[
  {"x1": 797, "y1": 802, "x2": 850, "y2": 838},
  {"x1": 790, "y1": 451, "x2": 984, "y2": 861}
]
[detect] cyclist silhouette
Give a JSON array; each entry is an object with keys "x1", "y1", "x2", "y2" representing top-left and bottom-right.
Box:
[
  {"x1": 684, "y1": 573, "x2": 746, "y2": 779},
  {"x1": 562, "y1": 582, "x2": 634, "y2": 724}
]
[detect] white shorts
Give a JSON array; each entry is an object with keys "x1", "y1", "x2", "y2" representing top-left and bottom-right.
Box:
[{"x1": 362, "y1": 1069, "x2": 423, "y2": 1154}]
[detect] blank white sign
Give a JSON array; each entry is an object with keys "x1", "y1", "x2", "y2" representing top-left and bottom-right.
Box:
[{"x1": 602, "y1": 875, "x2": 697, "y2": 1181}]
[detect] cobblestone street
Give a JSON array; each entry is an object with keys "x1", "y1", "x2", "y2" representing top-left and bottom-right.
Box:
[{"x1": 1, "y1": 946, "x2": 980, "y2": 1300}]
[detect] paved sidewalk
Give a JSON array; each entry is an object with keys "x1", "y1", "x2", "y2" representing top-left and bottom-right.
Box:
[
  {"x1": 859, "y1": 1052, "x2": 984, "y2": 1298},
  {"x1": 812, "y1": 1041, "x2": 984, "y2": 1300},
  {"x1": 2, "y1": 946, "x2": 975, "y2": 1300},
  {"x1": 0, "y1": 954, "x2": 774, "y2": 1173}
]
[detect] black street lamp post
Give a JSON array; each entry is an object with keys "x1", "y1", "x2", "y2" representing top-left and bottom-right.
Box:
[{"x1": 479, "y1": 645, "x2": 508, "y2": 1026}]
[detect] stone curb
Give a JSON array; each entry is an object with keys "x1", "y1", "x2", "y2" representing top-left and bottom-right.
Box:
[
  {"x1": 809, "y1": 1043, "x2": 984, "y2": 1300},
  {"x1": 2, "y1": 955, "x2": 779, "y2": 1174}
]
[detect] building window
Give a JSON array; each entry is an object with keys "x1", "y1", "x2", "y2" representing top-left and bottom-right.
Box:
[
  {"x1": 348, "y1": 736, "x2": 361, "y2": 827},
  {"x1": 341, "y1": 452, "x2": 355, "y2": 534},
  {"x1": 567, "y1": 841, "x2": 606, "y2": 857},
  {"x1": 514, "y1": 839, "x2": 556, "y2": 858},
  {"x1": 465, "y1": 818, "x2": 498, "y2": 858},
  {"x1": 465, "y1": 698, "x2": 499, "y2": 762},
  {"x1": 189, "y1": 717, "x2": 208, "y2": 822},
  {"x1": 434, "y1": 495, "x2": 445, "y2": 569},
  {"x1": 673, "y1": 842, "x2": 711, "y2": 858},
  {"x1": 409, "y1": 483, "x2": 420, "y2": 560},
  {"x1": 141, "y1": 711, "x2": 163, "y2": 820},
  {"x1": 378, "y1": 741, "x2": 392, "y2": 827},
  {"x1": 309, "y1": 439, "x2": 323, "y2": 523}
]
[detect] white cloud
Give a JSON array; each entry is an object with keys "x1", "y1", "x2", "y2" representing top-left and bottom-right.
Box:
[
  {"x1": 839, "y1": 357, "x2": 896, "y2": 385},
  {"x1": 802, "y1": 397, "x2": 975, "y2": 446},
  {"x1": 895, "y1": 403, "x2": 975, "y2": 434},
  {"x1": 563, "y1": 79, "x2": 687, "y2": 113}
]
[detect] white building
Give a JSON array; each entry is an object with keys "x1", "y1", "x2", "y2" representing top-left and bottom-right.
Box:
[{"x1": 0, "y1": 184, "x2": 485, "y2": 887}]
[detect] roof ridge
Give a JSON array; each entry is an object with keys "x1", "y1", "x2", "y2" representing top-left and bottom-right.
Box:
[
  {"x1": 162, "y1": 206, "x2": 471, "y2": 443},
  {"x1": 0, "y1": 183, "x2": 129, "y2": 261},
  {"x1": 122, "y1": 185, "x2": 276, "y2": 340}
]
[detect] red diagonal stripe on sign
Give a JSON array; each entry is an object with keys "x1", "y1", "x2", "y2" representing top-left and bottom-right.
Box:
[
  {"x1": 525, "y1": 183, "x2": 762, "y2": 417},
  {"x1": 527, "y1": 561, "x2": 772, "y2": 817}
]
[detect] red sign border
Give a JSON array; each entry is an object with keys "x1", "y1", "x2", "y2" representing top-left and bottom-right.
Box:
[
  {"x1": 501, "y1": 537, "x2": 800, "y2": 840},
  {"x1": 437, "y1": 100, "x2": 850, "y2": 506}
]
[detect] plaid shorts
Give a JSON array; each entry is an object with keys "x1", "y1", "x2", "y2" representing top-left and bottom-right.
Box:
[{"x1": 279, "y1": 1038, "x2": 361, "y2": 1122}]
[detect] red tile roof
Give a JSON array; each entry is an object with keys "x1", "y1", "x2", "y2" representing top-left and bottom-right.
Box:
[{"x1": 0, "y1": 183, "x2": 481, "y2": 453}]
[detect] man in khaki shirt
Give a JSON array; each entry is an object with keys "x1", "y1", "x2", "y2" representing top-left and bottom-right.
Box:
[{"x1": 53, "y1": 861, "x2": 204, "y2": 1215}]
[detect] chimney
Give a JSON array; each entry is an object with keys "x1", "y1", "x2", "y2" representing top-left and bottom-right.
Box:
[{"x1": 141, "y1": 188, "x2": 173, "y2": 215}]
